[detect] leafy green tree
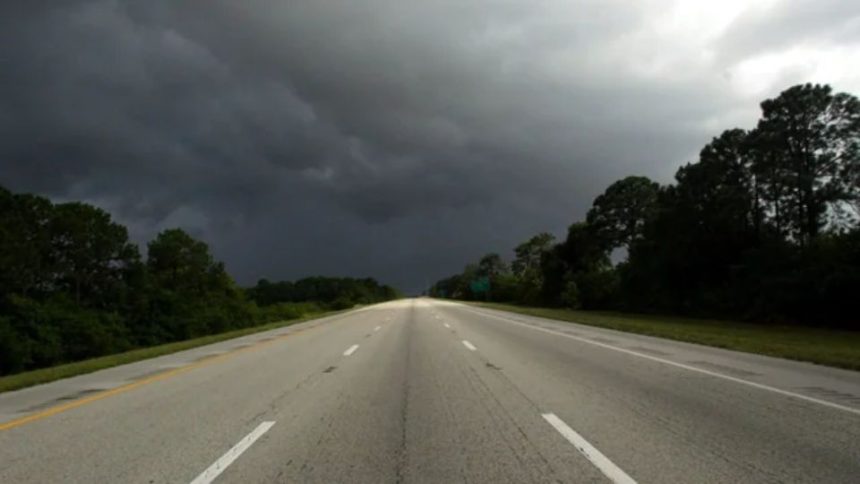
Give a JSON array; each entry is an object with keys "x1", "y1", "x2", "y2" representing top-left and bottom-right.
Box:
[
  {"x1": 477, "y1": 253, "x2": 508, "y2": 278},
  {"x1": 586, "y1": 176, "x2": 660, "y2": 251},
  {"x1": 490, "y1": 273, "x2": 519, "y2": 302},
  {"x1": 752, "y1": 83, "x2": 860, "y2": 243},
  {"x1": 147, "y1": 229, "x2": 217, "y2": 297},
  {"x1": 557, "y1": 223, "x2": 616, "y2": 308},
  {"x1": 146, "y1": 229, "x2": 246, "y2": 338},
  {"x1": 533, "y1": 223, "x2": 613, "y2": 308},
  {"x1": 0, "y1": 190, "x2": 54, "y2": 298},
  {"x1": 429, "y1": 274, "x2": 462, "y2": 299},
  {"x1": 557, "y1": 223, "x2": 609, "y2": 275},
  {"x1": 0, "y1": 187, "x2": 401, "y2": 376},
  {"x1": 512, "y1": 233, "x2": 555, "y2": 276},
  {"x1": 475, "y1": 253, "x2": 508, "y2": 301},
  {"x1": 512, "y1": 232, "x2": 556, "y2": 304},
  {"x1": 621, "y1": 130, "x2": 762, "y2": 314},
  {"x1": 49, "y1": 202, "x2": 141, "y2": 306},
  {"x1": 459, "y1": 263, "x2": 480, "y2": 300},
  {"x1": 676, "y1": 129, "x2": 761, "y2": 244},
  {"x1": 0, "y1": 316, "x2": 28, "y2": 374},
  {"x1": 430, "y1": 83, "x2": 860, "y2": 327},
  {"x1": 0, "y1": 193, "x2": 141, "y2": 370},
  {"x1": 538, "y1": 245, "x2": 569, "y2": 306},
  {"x1": 248, "y1": 276, "x2": 398, "y2": 307}
]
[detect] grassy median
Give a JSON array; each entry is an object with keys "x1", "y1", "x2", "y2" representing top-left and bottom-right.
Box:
[
  {"x1": 469, "y1": 302, "x2": 860, "y2": 371},
  {"x1": 0, "y1": 309, "x2": 346, "y2": 394}
]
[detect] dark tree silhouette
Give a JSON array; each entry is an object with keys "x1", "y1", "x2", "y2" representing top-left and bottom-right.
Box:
[
  {"x1": 586, "y1": 176, "x2": 660, "y2": 251},
  {"x1": 752, "y1": 83, "x2": 860, "y2": 243},
  {"x1": 431, "y1": 83, "x2": 860, "y2": 328}
]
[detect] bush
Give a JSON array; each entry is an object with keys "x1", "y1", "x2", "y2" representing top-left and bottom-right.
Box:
[
  {"x1": 575, "y1": 270, "x2": 619, "y2": 310},
  {"x1": 329, "y1": 297, "x2": 355, "y2": 310},
  {"x1": 258, "y1": 302, "x2": 323, "y2": 322},
  {"x1": 0, "y1": 317, "x2": 28, "y2": 374},
  {"x1": 560, "y1": 280, "x2": 580, "y2": 309}
]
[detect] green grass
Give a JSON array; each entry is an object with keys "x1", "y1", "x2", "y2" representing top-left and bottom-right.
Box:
[
  {"x1": 469, "y1": 302, "x2": 860, "y2": 371},
  {"x1": 0, "y1": 309, "x2": 346, "y2": 394}
]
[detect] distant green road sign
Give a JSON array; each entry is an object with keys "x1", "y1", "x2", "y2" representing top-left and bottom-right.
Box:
[{"x1": 470, "y1": 276, "x2": 490, "y2": 294}]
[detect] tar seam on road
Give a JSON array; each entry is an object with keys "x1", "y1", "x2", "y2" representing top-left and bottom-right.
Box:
[
  {"x1": 189, "y1": 421, "x2": 276, "y2": 484},
  {"x1": 542, "y1": 413, "x2": 637, "y2": 484},
  {"x1": 343, "y1": 344, "x2": 360, "y2": 356},
  {"x1": 394, "y1": 302, "x2": 415, "y2": 484},
  {"x1": 462, "y1": 340, "x2": 477, "y2": 351},
  {"x1": 464, "y1": 306, "x2": 860, "y2": 416}
]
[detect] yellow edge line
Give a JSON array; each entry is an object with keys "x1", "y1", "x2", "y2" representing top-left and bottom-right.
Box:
[{"x1": 0, "y1": 328, "x2": 308, "y2": 432}]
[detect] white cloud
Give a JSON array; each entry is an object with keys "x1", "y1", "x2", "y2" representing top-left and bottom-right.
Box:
[{"x1": 728, "y1": 42, "x2": 860, "y2": 100}]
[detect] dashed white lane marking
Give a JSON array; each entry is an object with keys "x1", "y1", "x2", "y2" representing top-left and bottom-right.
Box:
[
  {"x1": 344, "y1": 344, "x2": 360, "y2": 356},
  {"x1": 190, "y1": 421, "x2": 276, "y2": 484},
  {"x1": 444, "y1": 323, "x2": 451, "y2": 329},
  {"x1": 542, "y1": 413, "x2": 636, "y2": 484},
  {"x1": 462, "y1": 307, "x2": 860, "y2": 417},
  {"x1": 374, "y1": 326, "x2": 381, "y2": 331},
  {"x1": 462, "y1": 340, "x2": 477, "y2": 351}
]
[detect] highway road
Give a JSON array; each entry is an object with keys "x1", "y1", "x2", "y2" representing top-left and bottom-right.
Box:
[{"x1": 1, "y1": 299, "x2": 859, "y2": 483}]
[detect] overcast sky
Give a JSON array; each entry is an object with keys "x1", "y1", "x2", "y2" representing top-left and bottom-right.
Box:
[{"x1": 2, "y1": 1, "x2": 859, "y2": 293}]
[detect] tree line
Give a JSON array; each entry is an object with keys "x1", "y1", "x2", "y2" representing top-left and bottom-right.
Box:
[
  {"x1": 0, "y1": 188, "x2": 399, "y2": 375},
  {"x1": 431, "y1": 83, "x2": 860, "y2": 329},
  {"x1": 248, "y1": 277, "x2": 400, "y2": 311}
]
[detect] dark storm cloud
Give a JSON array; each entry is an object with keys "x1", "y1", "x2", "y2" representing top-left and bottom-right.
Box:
[{"x1": 2, "y1": 1, "x2": 859, "y2": 292}]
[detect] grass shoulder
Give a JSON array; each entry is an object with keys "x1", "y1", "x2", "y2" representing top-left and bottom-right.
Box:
[
  {"x1": 0, "y1": 309, "x2": 347, "y2": 394},
  {"x1": 467, "y1": 302, "x2": 860, "y2": 371}
]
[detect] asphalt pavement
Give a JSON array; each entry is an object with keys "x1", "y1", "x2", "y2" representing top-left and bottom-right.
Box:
[{"x1": 1, "y1": 298, "x2": 858, "y2": 483}]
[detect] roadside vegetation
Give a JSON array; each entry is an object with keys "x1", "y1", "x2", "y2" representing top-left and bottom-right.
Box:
[
  {"x1": 0, "y1": 190, "x2": 399, "y2": 378},
  {"x1": 470, "y1": 302, "x2": 860, "y2": 370},
  {"x1": 0, "y1": 308, "x2": 350, "y2": 394},
  {"x1": 432, "y1": 84, "x2": 860, "y2": 337}
]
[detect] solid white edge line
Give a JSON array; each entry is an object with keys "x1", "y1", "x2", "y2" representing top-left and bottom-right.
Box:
[
  {"x1": 462, "y1": 306, "x2": 860, "y2": 416},
  {"x1": 462, "y1": 340, "x2": 477, "y2": 351},
  {"x1": 189, "y1": 421, "x2": 275, "y2": 484},
  {"x1": 542, "y1": 413, "x2": 636, "y2": 484},
  {"x1": 344, "y1": 344, "x2": 360, "y2": 356}
]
